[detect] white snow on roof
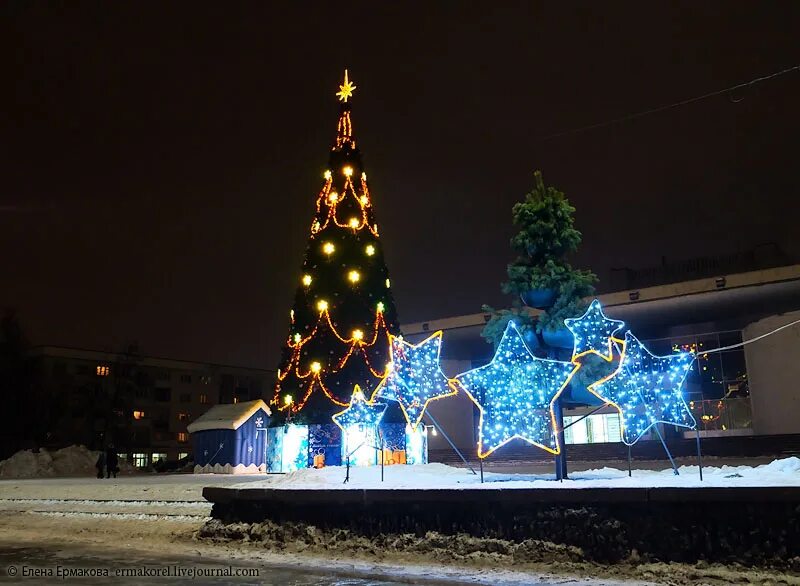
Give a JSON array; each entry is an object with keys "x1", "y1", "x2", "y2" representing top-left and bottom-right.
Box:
[{"x1": 186, "y1": 399, "x2": 271, "y2": 433}]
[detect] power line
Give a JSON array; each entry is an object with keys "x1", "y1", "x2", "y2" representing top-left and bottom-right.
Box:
[{"x1": 539, "y1": 64, "x2": 800, "y2": 141}]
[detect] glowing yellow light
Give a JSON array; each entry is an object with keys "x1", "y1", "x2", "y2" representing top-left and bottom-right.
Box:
[
  {"x1": 352, "y1": 329, "x2": 364, "y2": 341},
  {"x1": 348, "y1": 270, "x2": 361, "y2": 283},
  {"x1": 361, "y1": 172, "x2": 367, "y2": 181},
  {"x1": 317, "y1": 299, "x2": 329, "y2": 312},
  {"x1": 348, "y1": 217, "x2": 359, "y2": 229},
  {"x1": 290, "y1": 309, "x2": 294, "y2": 320},
  {"x1": 302, "y1": 274, "x2": 312, "y2": 286},
  {"x1": 343, "y1": 166, "x2": 353, "y2": 177},
  {"x1": 336, "y1": 69, "x2": 357, "y2": 102},
  {"x1": 293, "y1": 333, "x2": 301, "y2": 343},
  {"x1": 360, "y1": 195, "x2": 369, "y2": 205},
  {"x1": 284, "y1": 394, "x2": 293, "y2": 405},
  {"x1": 324, "y1": 170, "x2": 332, "y2": 180},
  {"x1": 385, "y1": 278, "x2": 391, "y2": 288},
  {"x1": 328, "y1": 192, "x2": 339, "y2": 203},
  {"x1": 365, "y1": 244, "x2": 375, "y2": 256},
  {"x1": 323, "y1": 242, "x2": 335, "y2": 255},
  {"x1": 310, "y1": 361, "x2": 322, "y2": 374},
  {"x1": 377, "y1": 301, "x2": 385, "y2": 313}
]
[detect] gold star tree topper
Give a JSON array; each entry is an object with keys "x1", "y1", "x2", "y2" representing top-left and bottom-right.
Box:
[{"x1": 336, "y1": 69, "x2": 357, "y2": 102}]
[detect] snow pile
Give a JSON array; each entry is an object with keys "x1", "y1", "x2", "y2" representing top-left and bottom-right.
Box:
[
  {"x1": 232, "y1": 458, "x2": 800, "y2": 490},
  {"x1": 0, "y1": 446, "x2": 133, "y2": 479}
]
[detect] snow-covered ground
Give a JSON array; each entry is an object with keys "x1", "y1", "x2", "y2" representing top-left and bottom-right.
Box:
[{"x1": 232, "y1": 457, "x2": 800, "y2": 490}]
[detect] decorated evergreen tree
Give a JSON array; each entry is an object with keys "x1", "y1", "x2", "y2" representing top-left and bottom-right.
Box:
[
  {"x1": 272, "y1": 71, "x2": 400, "y2": 424},
  {"x1": 483, "y1": 171, "x2": 596, "y2": 345}
]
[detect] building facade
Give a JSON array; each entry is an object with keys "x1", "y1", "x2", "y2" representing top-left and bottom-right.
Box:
[
  {"x1": 402, "y1": 264, "x2": 800, "y2": 460},
  {"x1": 29, "y1": 346, "x2": 273, "y2": 468}
]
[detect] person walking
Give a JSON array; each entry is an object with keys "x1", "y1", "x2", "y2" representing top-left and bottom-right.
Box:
[
  {"x1": 95, "y1": 450, "x2": 106, "y2": 479},
  {"x1": 105, "y1": 444, "x2": 119, "y2": 479}
]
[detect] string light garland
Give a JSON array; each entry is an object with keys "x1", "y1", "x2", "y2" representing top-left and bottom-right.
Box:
[
  {"x1": 375, "y1": 331, "x2": 458, "y2": 431},
  {"x1": 587, "y1": 330, "x2": 696, "y2": 445},
  {"x1": 565, "y1": 299, "x2": 625, "y2": 362},
  {"x1": 454, "y1": 321, "x2": 579, "y2": 457}
]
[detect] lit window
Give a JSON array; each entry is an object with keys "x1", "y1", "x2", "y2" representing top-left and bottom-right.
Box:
[
  {"x1": 133, "y1": 410, "x2": 145, "y2": 420},
  {"x1": 96, "y1": 365, "x2": 110, "y2": 377},
  {"x1": 177, "y1": 432, "x2": 188, "y2": 443},
  {"x1": 177, "y1": 412, "x2": 190, "y2": 421},
  {"x1": 233, "y1": 396, "x2": 239, "y2": 404},
  {"x1": 132, "y1": 453, "x2": 148, "y2": 468},
  {"x1": 152, "y1": 453, "x2": 167, "y2": 464},
  {"x1": 178, "y1": 452, "x2": 189, "y2": 460},
  {"x1": 199, "y1": 394, "x2": 209, "y2": 404}
]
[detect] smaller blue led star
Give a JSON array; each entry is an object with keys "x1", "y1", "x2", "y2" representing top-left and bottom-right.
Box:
[
  {"x1": 588, "y1": 331, "x2": 696, "y2": 445},
  {"x1": 332, "y1": 385, "x2": 387, "y2": 431},
  {"x1": 454, "y1": 321, "x2": 578, "y2": 458},
  {"x1": 564, "y1": 299, "x2": 625, "y2": 361},
  {"x1": 374, "y1": 331, "x2": 457, "y2": 431}
]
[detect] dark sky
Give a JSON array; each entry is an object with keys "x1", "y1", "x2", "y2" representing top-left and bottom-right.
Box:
[{"x1": 3, "y1": 2, "x2": 799, "y2": 369}]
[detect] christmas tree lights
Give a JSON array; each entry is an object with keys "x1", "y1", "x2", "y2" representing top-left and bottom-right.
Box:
[
  {"x1": 375, "y1": 331, "x2": 457, "y2": 431},
  {"x1": 272, "y1": 70, "x2": 400, "y2": 420},
  {"x1": 454, "y1": 321, "x2": 579, "y2": 457},
  {"x1": 564, "y1": 298, "x2": 625, "y2": 361},
  {"x1": 588, "y1": 330, "x2": 696, "y2": 445}
]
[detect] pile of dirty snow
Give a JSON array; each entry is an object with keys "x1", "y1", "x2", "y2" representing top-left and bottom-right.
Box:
[
  {"x1": 0, "y1": 446, "x2": 133, "y2": 479},
  {"x1": 232, "y1": 458, "x2": 800, "y2": 490}
]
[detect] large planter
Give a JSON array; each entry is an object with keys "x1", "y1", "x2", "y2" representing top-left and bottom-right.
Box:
[
  {"x1": 541, "y1": 326, "x2": 574, "y2": 349},
  {"x1": 520, "y1": 288, "x2": 558, "y2": 309}
]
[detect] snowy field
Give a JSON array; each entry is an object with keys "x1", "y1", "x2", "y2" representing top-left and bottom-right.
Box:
[{"x1": 232, "y1": 457, "x2": 800, "y2": 491}]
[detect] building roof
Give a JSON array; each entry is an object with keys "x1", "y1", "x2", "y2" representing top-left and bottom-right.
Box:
[{"x1": 187, "y1": 399, "x2": 271, "y2": 433}]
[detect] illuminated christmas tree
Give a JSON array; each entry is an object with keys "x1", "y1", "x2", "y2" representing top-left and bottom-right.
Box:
[{"x1": 272, "y1": 71, "x2": 400, "y2": 424}]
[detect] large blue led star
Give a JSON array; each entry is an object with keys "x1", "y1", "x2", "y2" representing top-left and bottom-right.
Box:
[
  {"x1": 564, "y1": 299, "x2": 625, "y2": 361},
  {"x1": 332, "y1": 385, "x2": 388, "y2": 431},
  {"x1": 454, "y1": 321, "x2": 578, "y2": 457},
  {"x1": 374, "y1": 332, "x2": 457, "y2": 431},
  {"x1": 588, "y1": 331, "x2": 696, "y2": 445}
]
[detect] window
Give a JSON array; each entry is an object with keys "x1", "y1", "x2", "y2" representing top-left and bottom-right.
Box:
[
  {"x1": 564, "y1": 413, "x2": 622, "y2": 445},
  {"x1": 132, "y1": 453, "x2": 148, "y2": 468},
  {"x1": 133, "y1": 410, "x2": 145, "y2": 420},
  {"x1": 199, "y1": 393, "x2": 209, "y2": 404},
  {"x1": 178, "y1": 452, "x2": 189, "y2": 460},
  {"x1": 180, "y1": 374, "x2": 192, "y2": 384},
  {"x1": 151, "y1": 452, "x2": 167, "y2": 464},
  {"x1": 155, "y1": 388, "x2": 172, "y2": 402},
  {"x1": 177, "y1": 412, "x2": 190, "y2": 422},
  {"x1": 233, "y1": 396, "x2": 239, "y2": 404},
  {"x1": 96, "y1": 365, "x2": 110, "y2": 377},
  {"x1": 179, "y1": 393, "x2": 191, "y2": 403},
  {"x1": 200, "y1": 375, "x2": 211, "y2": 385},
  {"x1": 177, "y1": 432, "x2": 188, "y2": 443}
]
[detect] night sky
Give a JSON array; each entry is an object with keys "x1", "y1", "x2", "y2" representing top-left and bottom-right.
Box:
[{"x1": 3, "y1": 2, "x2": 799, "y2": 369}]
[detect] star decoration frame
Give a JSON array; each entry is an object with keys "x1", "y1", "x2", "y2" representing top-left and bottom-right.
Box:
[
  {"x1": 374, "y1": 331, "x2": 458, "y2": 431},
  {"x1": 587, "y1": 330, "x2": 696, "y2": 445},
  {"x1": 565, "y1": 298, "x2": 625, "y2": 362},
  {"x1": 453, "y1": 321, "x2": 579, "y2": 458}
]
